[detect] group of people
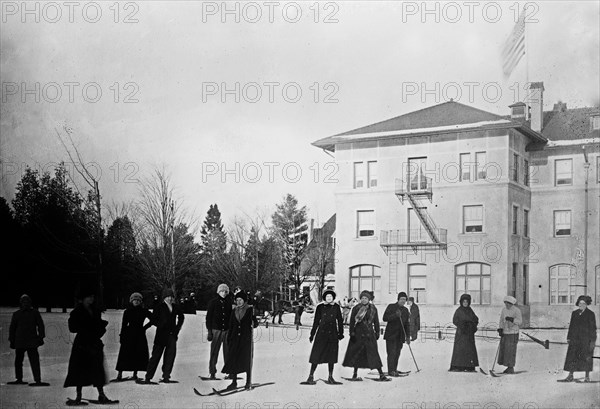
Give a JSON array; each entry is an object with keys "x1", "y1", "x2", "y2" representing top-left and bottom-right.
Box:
[{"x1": 5, "y1": 287, "x2": 597, "y2": 405}]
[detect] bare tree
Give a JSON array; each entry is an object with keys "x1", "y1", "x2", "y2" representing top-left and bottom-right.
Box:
[{"x1": 300, "y1": 216, "x2": 337, "y2": 302}]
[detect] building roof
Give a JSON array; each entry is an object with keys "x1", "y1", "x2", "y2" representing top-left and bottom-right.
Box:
[
  {"x1": 540, "y1": 107, "x2": 599, "y2": 141},
  {"x1": 313, "y1": 100, "x2": 546, "y2": 151}
]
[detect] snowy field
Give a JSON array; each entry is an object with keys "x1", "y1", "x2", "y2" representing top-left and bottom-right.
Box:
[{"x1": 1, "y1": 309, "x2": 598, "y2": 409}]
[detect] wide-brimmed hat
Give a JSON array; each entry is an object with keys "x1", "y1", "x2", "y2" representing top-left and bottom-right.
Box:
[
  {"x1": 503, "y1": 295, "x2": 517, "y2": 305},
  {"x1": 576, "y1": 295, "x2": 592, "y2": 306},
  {"x1": 322, "y1": 289, "x2": 336, "y2": 300},
  {"x1": 359, "y1": 290, "x2": 374, "y2": 301}
]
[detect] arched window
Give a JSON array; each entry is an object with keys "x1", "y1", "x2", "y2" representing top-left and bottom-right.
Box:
[
  {"x1": 349, "y1": 265, "x2": 381, "y2": 301},
  {"x1": 455, "y1": 263, "x2": 491, "y2": 305},
  {"x1": 549, "y1": 264, "x2": 576, "y2": 305}
]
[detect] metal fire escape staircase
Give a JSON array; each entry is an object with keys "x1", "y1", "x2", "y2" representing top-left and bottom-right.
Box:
[{"x1": 380, "y1": 177, "x2": 447, "y2": 254}]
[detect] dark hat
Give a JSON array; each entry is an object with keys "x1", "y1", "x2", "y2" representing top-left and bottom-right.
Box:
[
  {"x1": 234, "y1": 290, "x2": 248, "y2": 302},
  {"x1": 397, "y1": 292, "x2": 408, "y2": 300},
  {"x1": 162, "y1": 288, "x2": 175, "y2": 299},
  {"x1": 76, "y1": 285, "x2": 97, "y2": 300},
  {"x1": 459, "y1": 293, "x2": 472, "y2": 306},
  {"x1": 408, "y1": 296, "x2": 415, "y2": 302},
  {"x1": 359, "y1": 290, "x2": 374, "y2": 301},
  {"x1": 576, "y1": 295, "x2": 592, "y2": 306},
  {"x1": 322, "y1": 289, "x2": 336, "y2": 300}
]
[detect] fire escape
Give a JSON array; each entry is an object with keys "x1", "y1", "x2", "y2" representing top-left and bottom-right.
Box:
[{"x1": 380, "y1": 174, "x2": 447, "y2": 254}]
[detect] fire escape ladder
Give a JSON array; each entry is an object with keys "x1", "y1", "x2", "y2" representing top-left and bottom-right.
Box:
[{"x1": 405, "y1": 192, "x2": 440, "y2": 243}]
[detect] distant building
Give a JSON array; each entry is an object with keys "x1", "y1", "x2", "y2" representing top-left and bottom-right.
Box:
[{"x1": 312, "y1": 82, "x2": 599, "y2": 327}]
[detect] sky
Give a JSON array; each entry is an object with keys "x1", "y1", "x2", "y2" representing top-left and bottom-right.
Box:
[{"x1": 1, "y1": 0, "x2": 599, "y2": 233}]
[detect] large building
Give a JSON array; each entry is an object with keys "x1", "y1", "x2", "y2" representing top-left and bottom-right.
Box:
[{"x1": 312, "y1": 82, "x2": 599, "y2": 327}]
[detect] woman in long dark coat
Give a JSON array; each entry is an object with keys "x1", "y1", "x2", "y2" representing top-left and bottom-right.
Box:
[
  {"x1": 449, "y1": 293, "x2": 479, "y2": 372},
  {"x1": 342, "y1": 290, "x2": 390, "y2": 381},
  {"x1": 302, "y1": 290, "x2": 344, "y2": 385},
  {"x1": 558, "y1": 295, "x2": 597, "y2": 383},
  {"x1": 114, "y1": 292, "x2": 153, "y2": 381},
  {"x1": 64, "y1": 287, "x2": 117, "y2": 406},
  {"x1": 222, "y1": 290, "x2": 258, "y2": 390}
]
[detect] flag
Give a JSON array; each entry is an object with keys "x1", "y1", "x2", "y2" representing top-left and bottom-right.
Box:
[{"x1": 501, "y1": 9, "x2": 526, "y2": 78}]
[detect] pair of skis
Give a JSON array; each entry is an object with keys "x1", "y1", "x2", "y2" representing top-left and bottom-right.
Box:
[
  {"x1": 66, "y1": 398, "x2": 120, "y2": 406},
  {"x1": 193, "y1": 382, "x2": 275, "y2": 397}
]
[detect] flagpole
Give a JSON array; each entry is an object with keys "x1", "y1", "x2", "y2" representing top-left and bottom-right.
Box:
[{"x1": 525, "y1": 6, "x2": 529, "y2": 88}]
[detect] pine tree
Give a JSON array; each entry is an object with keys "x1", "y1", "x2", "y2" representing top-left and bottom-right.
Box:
[{"x1": 200, "y1": 204, "x2": 226, "y2": 259}]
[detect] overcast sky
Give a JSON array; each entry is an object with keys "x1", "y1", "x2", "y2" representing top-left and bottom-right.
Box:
[{"x1": 1, "y1": 1, "x2": 599, "y2": 231}]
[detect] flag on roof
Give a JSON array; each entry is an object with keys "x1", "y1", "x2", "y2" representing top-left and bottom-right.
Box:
[{"x1": 501, "y1": 9, "x2": 526, "y2": 78}]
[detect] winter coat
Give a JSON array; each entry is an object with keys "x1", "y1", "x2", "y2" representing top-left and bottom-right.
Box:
[
  {"x1": 206, "y1": 295, "x2": 233, "y2": 332},
  {"x1": 499, "y1": 306, "x2": 522, "y2": 335},
  {"x1": 450, "y1": 305, "x2": 479, "y2": 369},
  {"x1": 409, "y1": 303, "x2": 420, "y2": 339},
  {"x1": 151, "y1": 302, "x2": 184, "y2": 346},
  {"x1": 342, "y1": 303, "x2": 383, "y2": 369},
  {"x1": 564, "y1": 308, "x2": 597, "y2": 372},
  {"x1": 222, "y1": 305, "x2": 258, "y2": 374},
  {"x1": 115, "y1": 305, "x2": 152, "y2": 371},
  {"x1": 9, "y1": 307, "x2": 45, "y2": 349},
  {"x1": 64, "y1": 304, "x2": 108, "y2": 387},
  {"x1": 309, "y1": 303, "x2": 344, "y2": 364},
  {"x1": 382, "y1": 303, "x2": 410, "y2": 343}
]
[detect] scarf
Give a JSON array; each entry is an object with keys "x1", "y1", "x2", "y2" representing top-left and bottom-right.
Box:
[
  {"x1": 235, "y1": 303, "x2": 250, "y2": 322},
  {"x1": 355, "y1": 303, "x2": 373, "y2": 325}
]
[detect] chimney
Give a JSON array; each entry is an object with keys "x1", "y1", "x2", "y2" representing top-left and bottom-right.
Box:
[
  {"x1": 553, "y1": 101, "x2": 567, "y2": 112},
  {"x1": 308, "y1": 218, "x2": 314, "y2": 242},
  {"x1": 509, "y1": 102, "x2": 527, "y2": 122},
  {"x1": 528, "y1": 82, "x2": 545, "y2": 132}
]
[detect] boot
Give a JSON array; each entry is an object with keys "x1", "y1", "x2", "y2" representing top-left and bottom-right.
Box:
[
  {"x1": 301, "y1": 375, "x2": 316, "y2": 385},
  {"x1": 225, "y1": 380, "x2": 238, "y2": 391},
  {"x1": 557, "y1": 374, "x2": 574, "y2": 382},
  {"x1": 327, "y1": 375, "x2": 342, "y2": 385},
  {"x1": 503, "y1": 367, "x2": 515, "y2": 374}
]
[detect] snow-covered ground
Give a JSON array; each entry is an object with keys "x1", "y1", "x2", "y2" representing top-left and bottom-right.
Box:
[{"x1": 1, "y1": 309, "x2": 598, "y2": 409}]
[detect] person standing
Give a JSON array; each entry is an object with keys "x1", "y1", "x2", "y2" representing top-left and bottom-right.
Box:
[
  {"x1": 188, "y1": 293, "x2": 197, "y2": 315},
  {"x1": 558, "y1": 295, "x2": 597, "y2": 383},
  {"x1": 342, "y1": 290, "x2": 390, "y2": 381},
  {"x1": 114, "y1": 292, "x2": 153, "y2": 381},
  {"x1": 64, "y1": 287, "x2": 117, "y2": 405},
  {"x1": 497, "y1": 295, "x2": 522, "y2": 374},
  {"x1": 293, "y1": 297, "x2": 305, "y2": 326},
  {"x1": 8, "y1": 294, "x2": 49, "y2": 386},
  {"x1": 222, "y1": 290, "x2": 258, "y2": 391},
  {"x1": 382, "y1": 292, "x2": 411, "y2": 377},
  {"x1": 303, "y1": 290, "x2": 344, "y2": 385},
  {"x1": 407, "y1": 297, "x2": 420, "y2": 342},
  {"x1": 449, "y1": 293, "x2": 479, "y2": 372},
  {"x1": 206, "y1": 284, "x2": 232, "y2": 380},
  {"x1": 138, "y1": 288, "x2": 184, "y2": 384}
]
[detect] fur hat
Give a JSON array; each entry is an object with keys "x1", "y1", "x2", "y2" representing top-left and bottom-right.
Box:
[
  {"x1": 234, "y1": 290, "x2": 248, "y2": 302},
  {"x1": 217, "y1": 283, "x2": 230, "y2": 293},
  {"x1": 130, "y1": 292, "x2": 143, "y2": 303},
  {"x1": 503, "y1": 295, "x2": 517, "y2": 305},
  {"x1": 322, "y1": 289, "x2": 336, "y2": 300},
  {"x1": 397, "y1": 291, "x2": 408, "y2": 300},
  {"x1": 162, "y1": 288, "x2": 175, "y2": 299},
  {"x1": 576, "y1": 295, "x2": 592, "y2": 306},
  {"x1": 459, "y1": 293, "x2": 471, "y2": 306},
  {"x1": 359, "y1": 290, "x2": 374, "y2": 301}
]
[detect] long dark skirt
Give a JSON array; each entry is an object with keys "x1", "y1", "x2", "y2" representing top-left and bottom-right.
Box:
[
  {"x1": 498, "y1": 334, "x2": 518, "y2": 367},
  {"x1": 564, "y1": 339, "x2": 593, "y2": 372},
  {"x1": 450, "y1": 330, "x2": 479, "y2": 370},
  {"x1": 64, "y1": 341, "x2": 107, "y2": 387},
  {"x1": 342, "y1": 323, "x2": 382, "y2": 369},
  {"x1": 116, "y1": 331, "x2": 150, "y2": 372}
]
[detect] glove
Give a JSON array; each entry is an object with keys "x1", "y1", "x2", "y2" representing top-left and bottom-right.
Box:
[
  {"x1": 37, "y1": 336, "x2": 44, "y2": 347},
  {"x1": 406, "y1": 338, "x2": 410, "y2": 345},
  {"x1": 338, "y1": 334, "x2": 344, "y2": 341},
  {"x1": 497, "y1": 329, "x2": 504, "y2": 337},
  {"x1": 207, "y1": 330, "x2": 213, "y2": 342},
  {"x1": 411, "y1": 334, "x2": 418, "y2": 342},
  {"x1": 309, "y1": 334, "x2": 314, "y2": 343},
  {"x1": 505, "y1": 316, "x2": 514, "y2": 323}
]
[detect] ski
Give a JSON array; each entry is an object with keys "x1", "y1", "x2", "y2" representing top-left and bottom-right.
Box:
[
  {"x1": 194, "y1": 387, "x2": 231, "y2": 397},
  {"x1": 199, "y1": 376, "x2": 222, "y2": 381},
  {"x1": 212, "y1": 382, "x2": 275, "y2": 396},
  {"x1": 322, "y1": 379, "x2": 343, "y2": 385},
  {"x1": 489, "y1": 370, "x2": 500, "y2": 378},
  {"x1": 66, "y1": 399, "x2": 88, "y2": 407},
  {"x1": 479, "y1": 368, "x2": 488, "y2": 375},
  {"x1": 365, "y1": 377, "x2": 392, "y2": 382},
  {"x1": 341, "y1": 377, "x2": 363, "y2": 382},
  {"x1": 83, "y1": 398, "x2": 120, "y2": 405}
]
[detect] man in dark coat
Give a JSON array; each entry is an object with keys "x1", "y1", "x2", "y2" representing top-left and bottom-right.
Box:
[
  {"x1": 8, "y1": 294, "x2": 49, "y2": 386},
  {"x1": 206, "y1": 284, "x2": 232, "y2": 379},
  {"x1": 303, "y1": 290, "x2": 344, "y2": 385},
  {"x1": 407, "y1": 296, "x2": 420, "y2": 341},
  {"x1": 138, "y1": 288, "x2": 184, "y2": 384},
  {"x1": 449, "y1": 293, "x2": 479, "y2": 372},
  {"x1": 382, "y1": 292, "x2": 411, "y2": 377},
  {"x1": 558, "y1": 295, "x2": 597, "y2": 383},
  {"x1": 342, "y1": 290, "x2": 390, "y2": 381},
  {"x1": 222, "y1": 290, "x2": 258, "y2": 390}
]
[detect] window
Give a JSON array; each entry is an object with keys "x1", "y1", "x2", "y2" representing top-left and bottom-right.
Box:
[
  {"x1": 349, "y1": 265, "x2": 381, "y2": 302},
  {"x1": 554, "y1": 210, "x2": 571, "y2": 237},
  {"x1": 522, "y1": 264, "x2": 528, "y2": 305},
  {"x1": 549, "y1": 264, "x2": 576, "y2": 305},
  {"x1": 524, "y1": 159, "x2": 529, "y2": 186},
  {"x1": 367, "y1": 161, "x2": 377, "y2": 188},
  {"x1": 511, "y1": 263, "x2": 518, "y2": 298},
  {"x1": 523, "y1": 209, "x2": 529, "y2": 237},
  {"x1": 408, "y1": 157, "x2": 428, "y2": 191},
  {"x1": 460, "y1": 153, "x2": 471, "y2": 182},
  {"x1": 591, "y1": 115, "x2": 600, "y2": 131},
  {"x1": 475, "y1": 152, "x2": 486, "y2": 180},
  {"x1": 463, "y1": 205, "x2": 483, "y2": 233},
  {"x1": 408, "y1": 264, "x2": 427, "y2": 304},
  {"x1": 353, "y1": 162, "x2": 364, "y2": 188},
  {"x1": 512, "y1": 205, "x2": 519, "y2": 235},
  {"x1": 555, "y1": 159, "x2": 573, "y2": 186},
  {"x1": 455, "y1": 263, "x2": 491, "y2": 305},
  {"x1": 512, "y1": 153, "x2": 519, "y2": 182},
  {"x1": 357, "y1": 210, "x2": 375, "y2": 237}
]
